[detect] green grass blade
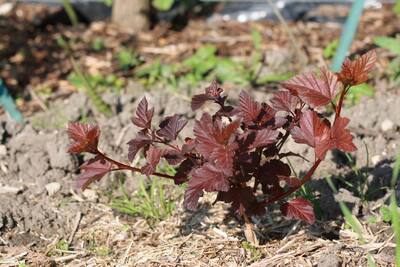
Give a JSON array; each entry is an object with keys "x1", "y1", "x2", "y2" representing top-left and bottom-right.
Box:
[
  {"x1": 61, "y1": 0, "x2": 78, "y2": 27},
  {"x1": 339, "y1": 202, "x2": 365, "y2": 243},
  {"x1": 390, "y1": 192, "x2": 400, "y2": 266},
  {"x1": 391, "y1": 153, "x2": 400, "y2": 188}
]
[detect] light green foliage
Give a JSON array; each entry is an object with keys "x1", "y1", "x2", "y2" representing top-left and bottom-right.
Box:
[
  {"x1": 152, "y1": 0, "x2": 174, "y2": 11},
  {"x1": 390, "y1": 153, "x2": 400, "y2": 266},
  {"x1": 103, "y1": 0, "x2": 113, "y2": 7},
  {"x1": 323, "y1": 39, "x2": 339, "y2": 59},
  {"x1": 346, "y1": 83, "x2": 374, "y2": 106},
  {"x1": 56, "y1": 239, "x2": 70, "y2": 251},
  {"x1": 62, "y1": 0, "x2": 78, "y2": 27},
  {"x1": 91, "y1": 38, "x2": 105, "y2": 52},
  {"x1": 242, "y1": 241, "x2": 262, "y2": 261},
  {"x1": 394, "y1": 0, "x2": 400, "y2": 16},
  {"x1": 136, "y1": 59, "x2": 178, "y2": 88},
  {"x1": 380, "y1": 205, "x2": 392, "y2": 223},
  {"x1": 57, "y1": 35, "x2": 112, "y2": 116},
  {"x1": 68, "y1": 73, "x2": 124, "y2": 94},
  {"x1": 117, "y1": 48, "x2": 140, "y2": 70},
  {"x1": 374, "y1": 36, "x2": 400, "y2": 82},
  {"x1": 111, "y1": 176, "x2": 178, "y2": 225}
]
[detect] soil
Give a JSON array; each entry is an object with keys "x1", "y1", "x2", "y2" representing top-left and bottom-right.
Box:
[{"x1": 0, "y1": 2, "x2": 399, "y2": 267}]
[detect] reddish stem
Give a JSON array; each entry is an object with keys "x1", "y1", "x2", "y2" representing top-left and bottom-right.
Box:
[
  {"x1": 264, "y1": 158, "x2": 322, "y2": 205},
  {"x1": 97, "y1": 150, "x2": 177, "y2": 180},
  {"x1": 335, "y1": 85, "x2": 350, "y2": 120}
]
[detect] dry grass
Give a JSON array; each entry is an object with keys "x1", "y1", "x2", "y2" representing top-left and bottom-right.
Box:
[{"x1": 0, "y1": 192, "x2": 396, "y2": 267}]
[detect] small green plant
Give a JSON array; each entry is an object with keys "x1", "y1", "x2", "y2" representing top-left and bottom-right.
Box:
[
  {"x1": 62, "y1": 0, "x2": 78, "y2": 27},
  {"x1": 91, "y1": 38, "x2": 105, "y2": 52},
  {"x1": 111, "y1": 176, "x2": 177, "y2": 225},
  {"x1": 242, "y1": 241, "x2": 262, "y2": 261},
  {"x1": 57, "y1": 36, "x2": 112, "y2": 116},
  {"x1": 326, "y1": 176, "x2": 376, "y2": 266},
  {"x1": 56, "y1": 239, "x2": 70, "y2": 251},
  {"x1": 117, "y1": 48, "x2": 140, "y2": 70},
  {"x1": 152, "y1": 0, "x2": 174, "y2": 11},
  {"x1": 390, "y1": 153, "x2": 400, "y2": 266},
  {"x1": 346, "y1": 83, "x2": 374, "y2": 106},
  {"x1": 379, "y1": 205, "x2": 392, "y2": 223},
  {"x1": 323, "y1": 39, "x2": 339, "y2": 59}
]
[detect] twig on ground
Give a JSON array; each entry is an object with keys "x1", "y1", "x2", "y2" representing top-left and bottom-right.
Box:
[{"x1": 68, "y1": 211, "x2": 82, "y2": 245}]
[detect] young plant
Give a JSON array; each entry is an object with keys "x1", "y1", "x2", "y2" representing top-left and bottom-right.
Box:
[{"x1": 67, "y1": 51, "x2": 376, "y2": 227}]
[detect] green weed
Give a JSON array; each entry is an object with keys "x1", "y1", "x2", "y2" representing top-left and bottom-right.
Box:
[
  {"x1": 242, "y1": 241, "x2": 262, "y2": 261},
  {"x1": 117, "y1": 48, "x2": 140, "y2": 70},
  {"x1": 374, "y1": 36, "x2": 400, "y2": 82},
  {"x1": 110, "y1": 175, "x2": 178, "y2": 225}
]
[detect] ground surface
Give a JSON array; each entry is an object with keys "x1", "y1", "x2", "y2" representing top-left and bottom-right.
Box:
[{"x1": 0, "y1": 3, "x2": 400, "y2": 267}]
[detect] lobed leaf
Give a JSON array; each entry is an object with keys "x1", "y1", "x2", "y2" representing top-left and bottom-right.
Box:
[
  {"x1": 141, "y1": 146, "x2": 163, "y2": 175},
  {"x1": 281, "y1": 197, "x2": 315, "y2": 224},
  {"x1": 67, "y1": 122, "x2": 100, "y2": 154},
  {"x1": 217, "y1": 186, "x2": 265, "y2": 216},
  {"x1": 157, "y1": 114, "x2": 188, "y2": 141},
  {"x1": 127, "y1": 132, "x2": 152, "y2": 161},
  {"x1": 248, "y1": 128, "x2": 279, "y2": 149},
  {"x1": 132, "y1": 97, "x2": 154, "y2": 129},
  {"x1": 282, "y1": 68, "x2": 339, "y2": 108},
  {"x1": 184, "y1": 163, "x2": 230, "y2": 210},
  {"x1": 338, "y1": 50, "x2": 377, "y2": 86},
  {"x1": 237, "y1": 91, "x2": 261, "y2": 124},
  {"x1": 77, "y1": 156, "x2": 112, "y2": 190},
  {"x1": 270, "y1": 91, "x2": 299, "y2": 114},
  {"x1": 291, "y1": 110, "x2": 330, "y2": 159},
  {"x1": 191, "y1": 80, "x2": 223, "y2": 110}
]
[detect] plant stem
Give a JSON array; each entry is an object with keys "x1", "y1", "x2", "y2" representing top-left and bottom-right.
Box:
[
  {"x1": 96, "y1": 150, "x2": 177, "y2": 180},
  {"x1": 264, "y1": 158, "x2": 322, "y2": 205},
  {"x1": 335, "y1": 85, "x2": 350, "y2": 120}
]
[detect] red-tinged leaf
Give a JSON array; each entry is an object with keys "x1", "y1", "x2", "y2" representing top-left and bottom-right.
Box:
[
  {"x1": 210, "y1": 144, "x2": 236, "y2": 176},
  {"x1": 338, "y1": 50, "x2": 377, "y2": 86},
  {"x1": 205, "y1": 79, "x2": 223, "y2": 98},
  {"x1": 255, "y1": 160, "x2": 291, "y2": 195},
  {"x1": 191, "y1": 93, "x2": 213, "y2": 111},
  {"x1": 157, "y1": 115, "x2": 188, "y2": 140},
  {"x1": 191, "y1": 80, "x2": 223, "y2": 111},
  {"x1": 193, "y1": 113, "x2": 220, "y2": 157},
  {"x1": 132, "y1": 97, "x2": 154, "y2": 129},
  {"x1": 127, "y1": 132, "x2": 152, "y2": 161},
  {"x1": 217, "y1": 187, "x2": 266, "y2": 216},
  {"x1": 162, "y1": 149, "x2": 185, "y2": 165},
  {"x1": 249, "y1": 128, "x2": 279, "y2": 149},
  {"x1": 174, "y1": 158, "x2": 194, "y2": 184},
  {"x1": 291, "y1": 110, "x2": 330, "y2": 159},
  {"x1": 322, "y1": 117, "x2": 356, "y2": 154},
  {"x1": 271, "y1": 91, "x2": 299, "y2": 113},
  {"x1": 141, "y1": 146, "x2": 162, "y2": 175},
  {"x1": 237, "y1": 90, "x2": 261, "y2": 124},
  {"x1": 77, "y1": 156, "x2": 112, "y2": 190},
  {"x1": 278, "y1": 175, "x2": 303, "y2": 188},
  {"x1": 281, "y1": 197, "x2": 315, "y2": 224},
  {"x1": 259, "y1": 103, "x2": 276, "y2": 125},
  {"x1": 67, "y1": 122, "x2": 100, "y2": 154},
  {"x1": 282, "y1": 68, "x2": 339, "y2": 108},
  {"x1": 213, "y1": 119, "x2": 241, "y2": 144},
  {"x1": 184, "y1": 163, "x2": 230, "y2": 210}
]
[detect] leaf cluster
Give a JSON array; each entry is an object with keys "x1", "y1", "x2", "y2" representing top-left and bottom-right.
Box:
[{"x1": 67, "y1": 51, "x2": 376, "y2": 224}]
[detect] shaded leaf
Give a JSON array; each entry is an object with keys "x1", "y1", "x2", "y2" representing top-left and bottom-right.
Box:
[
  {"x1": 191, "y1": 80, "x2": 223, "y2": 110},
  {"x1": 184, "y1": 163, "x2": 230, "y2": 210},
  {"x1": 255, "y1": 160, "x2": 291, "y2": 195},
  {"x1": 157, "y1": 115, "x2": 188, "y2": 140},
  {"x1": 282, "y1": 68, "x2": 339, "y2": 108},
  {"x1": 77, "y1": 156, "x2": 112, "y2": 190},
  {"x1": 338, "y1": 50, "x2": 377, "y2": 86},
  {"x1": 141, "y1": 146, "x2": 163, "y2": 175},
  {"x1": 67, "y1": 122, "x2": 100, "y2": 154},
  {"x1": 217, "y1": 186, "x2": 265, "y2": 216},
  {"x1": 132, "y1": 97, "x2": 154, "y2": 129},
  {"x1": 193, "y1": 113, "x2": 220, "y2": 157},
  {"x1": 210, "y1": 144, "x2": 236, "y2": 176},
  {"x1": 162, "y1": 149, "x2": 185, "y2": 165},
  {"x1": 248, "y1": 128, "x2": 279, "y2": 149},
  {"x1": 174, "y1": 158, "x2": 194, "y2": 184},
  {"x1": 281, "y1": 197, "x2": 315, "y2": 224},
  {"x1": 127, "y1": 132, "x2": 152, "y2": 161},
  {"x1": 324, "y1": 116, "x2": 356, "y2": 154}
]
